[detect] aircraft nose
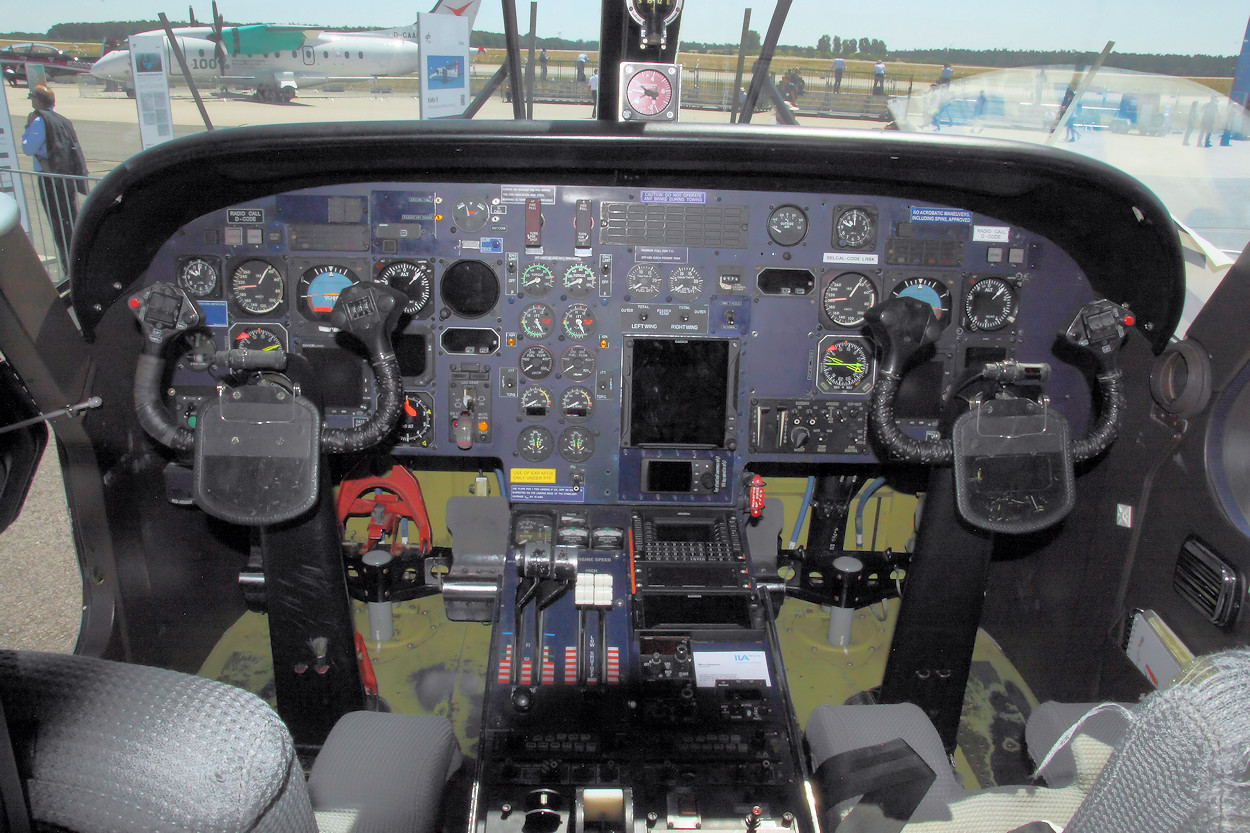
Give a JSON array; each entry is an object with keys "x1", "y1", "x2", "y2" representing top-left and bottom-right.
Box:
[{"x1": 91, "y1": 52, "x2": 129, "y2": 80}]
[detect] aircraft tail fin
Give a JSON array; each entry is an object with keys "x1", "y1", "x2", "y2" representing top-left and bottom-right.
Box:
[{"x1": 426, "y1": 0, "x2": 481, "y2": 30}]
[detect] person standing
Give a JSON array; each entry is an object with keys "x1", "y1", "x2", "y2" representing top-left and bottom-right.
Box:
[
  {"x1": 872, "y1": 60, "x2": 885, "y2": 95},
  {"x1": 588, "y1": 69, "x2": 599, "y2": 118},
  {"x1": 576, "y1": 52, "x2": 588, "y2": 83},
  {"x1": 938, "y1": 63, "x2": 952, "y2": 87},
  {"x1": 539, "y1": 48, "x2": 548, "y2": 81},
  {"x1": 832, "y1": 56, "x2": 845, "y2": 93},
  {"x1": 1199, "y1": 96, "x2": 1220, "y2": 148},
  {"x1": 1182, "y1": 100, "x2": 1198, "y2": 145},
  {"x1": 21, "y1": 84, "x2": 88, "y2": 275}
]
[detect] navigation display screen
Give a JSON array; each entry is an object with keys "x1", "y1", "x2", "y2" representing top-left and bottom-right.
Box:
[{"x1": 627, "y1": 338, "x2": 732, "y2": 447}]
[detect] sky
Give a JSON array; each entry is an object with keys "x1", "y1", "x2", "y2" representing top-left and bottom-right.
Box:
[{"x1": 6, "y1": 0, "x2": 1248, "y2": 57}]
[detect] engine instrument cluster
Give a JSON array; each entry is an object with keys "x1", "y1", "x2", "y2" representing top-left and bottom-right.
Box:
[{"x1": 149, "y1": 182, "x2": 1098, "y2": 506}]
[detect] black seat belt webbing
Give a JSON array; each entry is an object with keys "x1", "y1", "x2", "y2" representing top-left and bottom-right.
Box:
[{"x1": 0, "y1": 696, "x2": 31, "y2": 833}]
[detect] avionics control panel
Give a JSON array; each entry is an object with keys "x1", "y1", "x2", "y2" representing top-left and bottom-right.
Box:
[
  {"x1": 147, "y1": 181, "x2": 1099, "y2": 506},
  {"x1": 478, "y1": 506, "x2": 803, "y2": 832}
]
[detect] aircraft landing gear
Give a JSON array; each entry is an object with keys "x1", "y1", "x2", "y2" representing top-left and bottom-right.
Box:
[{"x1": 255, "y1": 84, "x2": 297, "y2": 104}]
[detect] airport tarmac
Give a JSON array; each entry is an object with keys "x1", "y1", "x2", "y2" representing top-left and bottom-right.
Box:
[{"x1": 1, "y1": 77, "x2": 1246, "y2": 655}]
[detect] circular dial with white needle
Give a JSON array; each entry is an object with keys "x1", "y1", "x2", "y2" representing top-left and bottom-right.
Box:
[
  {"x1": 835, "y1": 208, "x2": 875, "y2": 249},
  {"x1": 625, "y1": 68, "x2": 673, "y2": 117},
  {"x1": 822, "y1": 272, "x2": 878, "y2": 328}
]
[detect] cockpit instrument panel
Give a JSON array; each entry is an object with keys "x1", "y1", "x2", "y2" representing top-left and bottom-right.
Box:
[{"x1": 145, "y1": 181, "x2": 1100, "y2": 507}]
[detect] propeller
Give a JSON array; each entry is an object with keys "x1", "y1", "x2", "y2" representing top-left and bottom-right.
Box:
[
  {"x1": 207, "y1": 0, "x2": 228, "y2": 69},
  {"x1": 188, "y1": 5, "x2": 198, "y2": 25}
]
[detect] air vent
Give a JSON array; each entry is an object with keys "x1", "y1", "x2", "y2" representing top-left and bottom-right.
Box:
[{"x1": 1173, "y1": 537, "x2": 1241, "y2": 627}]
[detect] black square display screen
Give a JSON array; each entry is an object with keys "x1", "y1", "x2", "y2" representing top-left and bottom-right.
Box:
[{"x1": 627, "y1": 338, "x2": 732, "y2": 447}]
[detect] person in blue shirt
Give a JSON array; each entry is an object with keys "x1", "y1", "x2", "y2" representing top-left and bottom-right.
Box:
[
  {"x1": 832, "y1": 56, "x2": 845, "y2": 93},
  {"x1": 21, "y1": 84, "x2": 87, "y2": 275}
]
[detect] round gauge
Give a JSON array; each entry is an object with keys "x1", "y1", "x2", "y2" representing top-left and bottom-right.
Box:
[
  {"x1": 440, "y1": 260, "x2": 500, "y2": 319},
  {"x1": 625, "y1": 67, "x2": 674, "y2": 117},
  {"x1": 964, "y1": 277, "x2": 1018, "y2": 331},
  {"x1": 519, "y1": 345, "x2": 554, "y2": 380},
  {"x1": 513, "y1": 514, "x2": 553, "y2": 545},
  {"x1": 231, "y1": 325, "x2": 284, "y2": 352},
  {"x1": 835, "y1": 208, "x2": 875, "y2": 249},
  {"x1": 561, "y1": 304, "x2": 596, "y2": 340},
  {"x1": 560, "y1": 344, "x2": 595, "y2": 381},
  {"x1": 822, "y1": 272, "x2": 878, "y2": 328},
  {"x1": 396, "y1": 392, "x2": 433, "y2": 446},
  {"x1": 452, "y1": 196, "x2": 492, "y2": 233},
  {"x1": 767, "y1": 205, "x2": 809, "y2": 246},
  {"x1": 521, "y1": 263, "x2": 555, "y2": 297},
  {"x1": 563, "y1": 263, "x2": 597, "y2": 297},
  {"x1": 520, "y1": 385, "x2": 554, "y2": 419},
  {"x1": 175, "y1": 331, "x2": 217, "y2": 373},
  {"x1": 519, "y1": 303, "x2": 556, "y2": 340},
  {"x1": 178, "y1": 258, "x2": 218, "y2": 297},
  {"x1": 891, "y1": 276, "x2": 952, "y2": 326},
  {"x1": 517, "y1": 426, "x2": 554, "y2": 462},
  {"x1": 298, "y1": 265, "x2": 359, "y2": 320},
  {"x1": 668, "y1": 265, "x2": 704, "y2": 299},
  {"x1": 626, "y1": 263, "x2": 663, "y2": 299},
  {"x1": 560, "y1": 386, "x2": 594, "y2": 422},
  {"x1": 378, "y1": 260, "x2": 433, "y2": 316},
  {"x1": 559, "y1": 426, "x2": 595, "y2": 463},
  {"x1": 230, "y1": 260, "x2": 285, "y2": 315},
  {"x1": 819, "y1": 338, "x2": 872, "y2": 392}
]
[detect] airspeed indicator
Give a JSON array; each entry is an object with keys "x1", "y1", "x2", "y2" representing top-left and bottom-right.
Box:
[{"x1": 822, "y1": 272, "x2": 877, "y2": 328}]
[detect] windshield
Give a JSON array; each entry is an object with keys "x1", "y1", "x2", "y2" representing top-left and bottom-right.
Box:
[{"x1": 3, "y1": 2, "x2": 1247, "y2": 281}]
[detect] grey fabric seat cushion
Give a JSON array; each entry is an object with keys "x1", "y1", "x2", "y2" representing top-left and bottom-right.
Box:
[
  {"x1": 1024, "y1": 702, "x2": 1129, "y2": 787},
  {"x1": 0, "y1": 649, "x2": 315, "y2": 833},
  {"x1": 308, "y1": 711, "x2": 460, "y2": 833}
]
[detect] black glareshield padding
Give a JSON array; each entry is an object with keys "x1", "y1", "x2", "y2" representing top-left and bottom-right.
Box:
[
  {"x1": 320, "y1": 282, "x2": 408, "y2": 454},
  {"x1": 134, "y1": 353, "x2": 194, "y2": 452},
  {"x1": 864, "y1": 297, "x2": 943, "y2": 378}
]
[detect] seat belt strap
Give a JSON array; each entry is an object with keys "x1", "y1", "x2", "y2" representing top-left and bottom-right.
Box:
[{"x1": 0, "y1": 696, "x2": 31, "y2": 833}]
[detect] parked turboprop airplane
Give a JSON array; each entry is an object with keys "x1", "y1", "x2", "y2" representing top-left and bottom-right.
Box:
[{"x1": 89, "y1": 0, "x2": 482, "y2": 102}]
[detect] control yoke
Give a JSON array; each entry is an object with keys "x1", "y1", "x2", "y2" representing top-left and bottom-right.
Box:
[
  {"x1": 864, "y1": 296, "x2": 1132, "y2": 532},
  {"x1": 129, "y1": 281, "x2": 408, "y2": 524}
]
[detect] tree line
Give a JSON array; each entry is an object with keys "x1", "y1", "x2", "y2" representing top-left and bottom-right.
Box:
[{"x1": 9, "y1": 22, "x2": 1237, "y2": 78}]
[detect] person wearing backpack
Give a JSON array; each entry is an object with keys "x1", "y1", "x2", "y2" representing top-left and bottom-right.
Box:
[{"x1": 21, "y1": 84, "x2": 89, "y2": 275}]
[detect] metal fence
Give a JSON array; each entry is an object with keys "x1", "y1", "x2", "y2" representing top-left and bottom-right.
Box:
[{"x1": 1, "y1": 169, "x2": 102, "y2": 287}]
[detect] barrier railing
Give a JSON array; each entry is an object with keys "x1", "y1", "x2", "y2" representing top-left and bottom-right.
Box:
[{"x1": 1, "y1": 168, "x2": 102, "y2": 287}]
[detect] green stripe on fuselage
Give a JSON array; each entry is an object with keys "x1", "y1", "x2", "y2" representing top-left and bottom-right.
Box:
[{"x1": 222, "y1": 25, "x2": 311, "y2": 56}]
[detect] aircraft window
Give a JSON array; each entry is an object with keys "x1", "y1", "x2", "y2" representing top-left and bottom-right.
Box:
[
  {"x1": 323, "y1": 51, "x2": 329, "y2": 58},
  {"x1": 291, "y1": 51, "x2": 297, "y2": 58},
  {"x1": 198, "y1": 49, "x2": 204, "y2": 57},
  {"x1": 358, "y1": 52, "x2": 363, "y2": 59}
]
